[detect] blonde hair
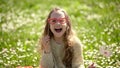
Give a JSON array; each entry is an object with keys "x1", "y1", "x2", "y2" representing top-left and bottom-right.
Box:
[{"x1": 40, "y1": 7, "x2": 75, "y2": 68}]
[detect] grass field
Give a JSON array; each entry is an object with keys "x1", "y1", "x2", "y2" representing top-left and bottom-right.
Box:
[{"x1": 0, "y1": 0, "x2": 120, "y2": 68}]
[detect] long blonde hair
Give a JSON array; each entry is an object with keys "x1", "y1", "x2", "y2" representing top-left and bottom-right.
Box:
[{"x1": 41, "y1": 7, "x2": 75, "y2": 68}]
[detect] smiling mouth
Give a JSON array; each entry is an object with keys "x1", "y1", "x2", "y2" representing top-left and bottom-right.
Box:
[{"x1": 55, "y1": 28, "x2": 62, "y2": 33}]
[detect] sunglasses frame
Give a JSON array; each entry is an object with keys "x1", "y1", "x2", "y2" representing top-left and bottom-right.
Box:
[{"x1": 47, "y1": 18, "x2": 67, "y2": 25}]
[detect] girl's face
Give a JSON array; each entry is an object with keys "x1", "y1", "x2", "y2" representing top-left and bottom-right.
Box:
[{"x1": 48, "y1": 10, "x2": 67, "y2": 38}]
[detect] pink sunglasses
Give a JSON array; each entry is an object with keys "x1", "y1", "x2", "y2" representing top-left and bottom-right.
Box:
[{"x1": 48, "y1": 18, "x2": 67, "y2": 24}]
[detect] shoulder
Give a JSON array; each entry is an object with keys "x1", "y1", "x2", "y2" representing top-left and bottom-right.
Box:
[
  {"x1": 71, "y1": 36, "x2": 83, "y2": 51},
  {"x1": 71, "y1": 36, "x2": 83, "y2": 47}
]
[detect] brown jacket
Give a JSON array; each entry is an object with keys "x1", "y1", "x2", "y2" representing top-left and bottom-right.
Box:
[{"x1": 40, "y1": 36, "x2": 84, "y2": 68}]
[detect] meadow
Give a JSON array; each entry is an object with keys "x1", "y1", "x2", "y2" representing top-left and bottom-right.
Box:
[{"x1": 0, "y1": 0, "x2": 120, "y2": 68}]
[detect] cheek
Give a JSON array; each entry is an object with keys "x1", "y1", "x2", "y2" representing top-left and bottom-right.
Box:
[
  {"x1": 50, "y1": 25, "x2": 53, "y2": 30},
  {"x1": 62, "y1": 24, "x2": 67, "y2": 32},
  {"x1": 50, "y1": 24, "x2": 55, "y2": 32}
]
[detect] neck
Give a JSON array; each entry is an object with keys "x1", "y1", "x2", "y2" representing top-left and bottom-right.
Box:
[{"x1": 54, "y1": 36, "x2": 63, "y2": 44}]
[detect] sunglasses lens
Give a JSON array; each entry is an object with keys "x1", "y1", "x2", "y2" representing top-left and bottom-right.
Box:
[
  {"x1": 59, "y1": 19, "x2": 66, "y2": 24},
  {"x1": 49, "y1": 19, "x2": 56, "y2": 24}
]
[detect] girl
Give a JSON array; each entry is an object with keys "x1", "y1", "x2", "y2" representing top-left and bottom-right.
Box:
[{"x1": 39, "y1": 7, "x2": 84, "y2": 68}]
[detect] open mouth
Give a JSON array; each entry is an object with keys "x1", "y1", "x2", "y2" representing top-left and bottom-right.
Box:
[{"x1": 54, "y1": 28, "x2": 62, "y2": 33}]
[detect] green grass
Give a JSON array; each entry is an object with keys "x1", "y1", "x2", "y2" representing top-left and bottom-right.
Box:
[{"x1": 0, "y1": 0, "x2": 120, "y2": 68}]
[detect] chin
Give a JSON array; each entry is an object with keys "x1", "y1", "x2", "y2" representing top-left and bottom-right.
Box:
[{"x1": 54, "y1": 33, "x2": 64, "y2": 38}]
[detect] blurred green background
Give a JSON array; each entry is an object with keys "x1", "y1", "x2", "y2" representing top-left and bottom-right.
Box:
[{"x1": 0, "y1": 0, "x2": 120, "y2": 68}]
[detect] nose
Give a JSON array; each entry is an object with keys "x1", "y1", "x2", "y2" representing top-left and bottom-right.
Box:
[{"x1": 56, "y1": 21, "x2": 61, "y2": 25}]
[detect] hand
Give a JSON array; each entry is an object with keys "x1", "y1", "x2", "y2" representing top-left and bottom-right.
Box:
[
  {"x1": 41, "y1": 35, "x2": 50, "y2": 53},
  {"x1": 39, "y1": 64, "x2": 43, "y2": 68},
  {"x1": 88, "y1": 63, "x2": 96, "y2": 68}
]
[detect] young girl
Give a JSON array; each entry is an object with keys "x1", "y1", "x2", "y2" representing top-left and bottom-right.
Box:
[{"x1": 39, "y1": 7, "x2": 84, "y2": 68}]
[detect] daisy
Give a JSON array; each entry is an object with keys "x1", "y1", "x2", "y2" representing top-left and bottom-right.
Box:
[{"x1": 99, "y1": 46, "x2": 112, "y2": 57}]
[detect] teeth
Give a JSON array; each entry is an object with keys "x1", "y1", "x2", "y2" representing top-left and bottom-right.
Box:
[
  {"x1": 55, "y1": 28, "x2": 62, "y2": 29},
  {"x1": 55, "y1": 28, "x2": 62, "y2": 32}
]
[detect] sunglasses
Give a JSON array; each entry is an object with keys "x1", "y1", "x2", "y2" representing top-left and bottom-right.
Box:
[{"x1": 48, "y1": 18, "x2": 67, "y2": 24}]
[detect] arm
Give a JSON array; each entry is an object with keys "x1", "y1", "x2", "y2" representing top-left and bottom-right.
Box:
[
  {"x1": 72, "y1": 40, "x2": 84, "y2": 68},
  {"x1": 39, "y1": 35, "x2": 54, "y2": 68},
  {"x1": 40, "y1": 51, "x2": 54, "y2": 68}
]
